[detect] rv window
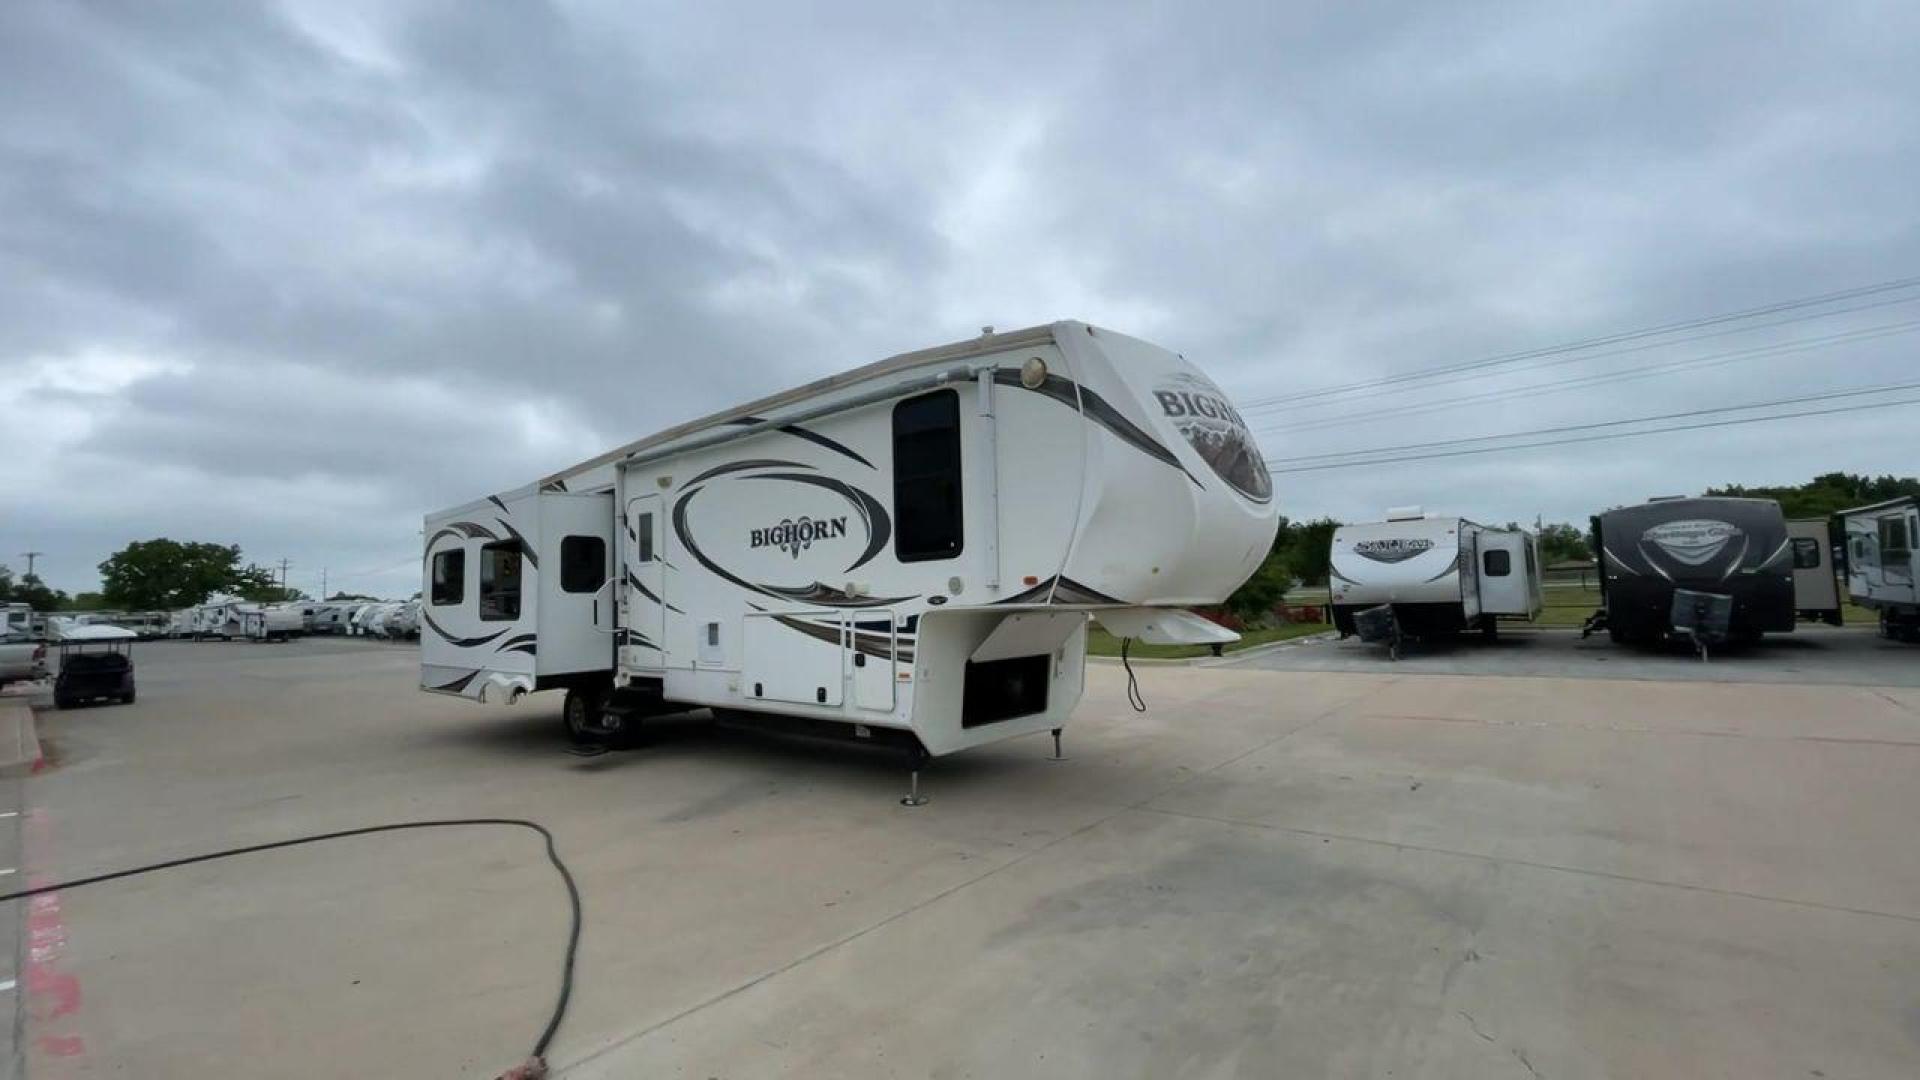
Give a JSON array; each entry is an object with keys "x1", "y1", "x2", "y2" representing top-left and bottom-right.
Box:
[
  {"x1": 635, "y1": 513, "x2": 656, "y2": 563},
  {"x1": 1881, "y1": 517, "x2": 1910, "y2": 554},
  {"x1": 431, "y1": 550, "x2": 465, "y2": 606},
  {"x1": 893, "y1": 389, "x2": 963, "y2": 562},
  {"x1": 1483, "y1": 549, "x2": 1511, "y2": 577},
  {"x1": 1791, "y1": 537, "x2": 1822, "y2": 570},
  {"x1": 478, "y1": 542, "x2": 523, "y2": 621},
  {"x1": 560, "y1": 536, "x2": 606, "y2": 593}
]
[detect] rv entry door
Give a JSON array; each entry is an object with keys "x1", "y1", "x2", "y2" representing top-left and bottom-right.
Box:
[
  {"x1": 624, "y1": 494, "x2": 668, "y2": 660},
  {"x1": 538, "y1": 492, "x2": 616, "y2": 676}
]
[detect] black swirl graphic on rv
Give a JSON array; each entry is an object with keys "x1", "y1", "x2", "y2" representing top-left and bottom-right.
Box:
[
  {"x1": 671, "y1": 485, "x2": 916, "y2": 609},
  {"x1": 994, "y1": 369, "x2": 1204, "y2": 489},
  {"x1": 725, "y1": 417, "x2": 875, "y2": 469},
  {"x1": 493, "y1": 517, "x2": 539, "y2": 570},
  {"x1": 422, "y1": 610, "x2": 511, "y2": 649},
  {"x1": 625, "y1": 569, "x2": 685, "y2": 614},
  {"x1": 427, "y1": 670, "x2": 480, "y2": 694}
]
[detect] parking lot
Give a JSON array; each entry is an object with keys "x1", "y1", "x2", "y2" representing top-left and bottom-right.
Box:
[
  {"x1": 7, "y1": 636, "x2": 1920, "y2": 1078},
  {"x1": 1228, "y1": 622, "x2": 1920, "y2": 686}
]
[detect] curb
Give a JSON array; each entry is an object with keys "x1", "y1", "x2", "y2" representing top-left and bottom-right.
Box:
[
  {"x1": 0, "y1": 698, "x2": 44, "y2": 779},
  {"x1": 1086, "y1": 630, "x2": 1340, "y2": 669}
]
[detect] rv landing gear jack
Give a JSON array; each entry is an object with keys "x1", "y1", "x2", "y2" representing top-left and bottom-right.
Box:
[
  {"x1": 901, "y1": 746, "x2": 931, "y2": 807},
  {"x1": 1050, "y1": 727, "x2": 1066, "y2": 761}
]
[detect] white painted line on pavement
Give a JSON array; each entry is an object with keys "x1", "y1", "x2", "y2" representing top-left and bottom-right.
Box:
[
  {"x1": 0, "y1": 980, "x2": 14, "y2": 992},
  {"x1": 0, "y1": 811, "x2": 17, "y2": 819}
]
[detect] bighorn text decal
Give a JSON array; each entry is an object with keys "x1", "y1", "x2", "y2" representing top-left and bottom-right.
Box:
[
  {"x1": 751, "y1": 516, "x2": 849, "y2": 559},
  {"x1": 1154, "y1": 371, "x2": 1272, "y2": 503}
]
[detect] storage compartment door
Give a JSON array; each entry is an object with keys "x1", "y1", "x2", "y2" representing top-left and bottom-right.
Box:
[
  {"x1": 852, "y1": 619, "x2": 896, "y2": 712},
  {"x1": 743, "y1": 612, "x2": 846, "y2": 707}
]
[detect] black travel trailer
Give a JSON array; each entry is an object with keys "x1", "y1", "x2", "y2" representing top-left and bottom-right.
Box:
[{"x1": 1586, "y1": 496, "x2": 1797, "y2": 647}]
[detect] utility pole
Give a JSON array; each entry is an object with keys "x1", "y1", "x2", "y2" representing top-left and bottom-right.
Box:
[
  {"x1": 278, "y1": 558, "x2": 291, "y2": 596},
  {"x1": 320, "y1": 567, "x2": 328, "y2": 600},
  {"x1": 19, "y1": 552, "x2": 43, "y2": 579}
]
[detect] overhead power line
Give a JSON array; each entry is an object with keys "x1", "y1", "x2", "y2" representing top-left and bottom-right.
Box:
[
  {"x1": 1236, "y1": 273, "x2": 1920, "y2": 411},
  {"x1": 1266, "y1": 395, "x2": 1920, "y2": 474},
  {"x1": 1267, "y1": 380, "x2": 1920, "y2": 465},
  {"x1": 1242, "y1": 290, "x2": 1920, "y2": 420},
  {"x1": 1250, "y1": 318, "x2": 1920, "y2": 436}
]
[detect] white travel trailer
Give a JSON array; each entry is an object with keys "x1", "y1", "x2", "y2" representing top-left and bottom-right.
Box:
[
  {"x1": 1840, "y1": 495, "x2": 1920, "y2": 641},
  {"x1": 422, "y1": 321, "x2": 1278, "y2": 781},
  {"x1": 1329, "y1": 509, "x2": 1542, "y2": 652},
  {"x1": 242, "y1": 605, "x2": 304, "y2": 642}
]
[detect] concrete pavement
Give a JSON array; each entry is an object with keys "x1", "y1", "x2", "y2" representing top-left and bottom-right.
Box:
[
  {"x1": 9, "y1": 639, "x2": 1920, "y2": 1078},
  {"x1": 1226, "y1": 622, "x2": 1920, "y2": 686}
]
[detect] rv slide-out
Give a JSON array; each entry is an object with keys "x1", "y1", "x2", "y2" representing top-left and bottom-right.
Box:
[{"x1": 421, "y1": 322, "x2": 1280, "y2": 758}]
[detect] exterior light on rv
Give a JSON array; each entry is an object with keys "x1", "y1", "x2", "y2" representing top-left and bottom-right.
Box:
[{"x1": 1020, "y1": 356, "x2": 1048, "y2": 389}]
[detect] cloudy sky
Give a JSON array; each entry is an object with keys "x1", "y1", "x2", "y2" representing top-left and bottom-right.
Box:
[{"x1": 4, "y1": 0, "x2": 1917, "y2": 598}]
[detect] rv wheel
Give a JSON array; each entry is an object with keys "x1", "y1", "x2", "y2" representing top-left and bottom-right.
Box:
[{"x1": 563, "y1": 687, "x2": 607, "y2": 745}]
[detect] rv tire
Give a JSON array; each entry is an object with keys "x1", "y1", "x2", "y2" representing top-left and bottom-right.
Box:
[{"x1": 563, "y1": 686, "x2": 609, "y2": 745}]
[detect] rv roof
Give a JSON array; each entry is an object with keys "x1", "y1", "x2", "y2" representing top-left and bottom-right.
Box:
[
  {"x1": 1837, "y1": 493, "x2": 1920, "y2": 517},
  {"x1": 540, "y1": 322, "x2": 1064, "y2": 487}
]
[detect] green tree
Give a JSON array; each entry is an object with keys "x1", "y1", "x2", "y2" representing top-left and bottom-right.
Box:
[
  {"x1": 1283, "y1": 517, "x2": 1341, "y2": 586},
  {"x1": 98, "y1": 539, "x2": 263, "y2": 609},
  {"x1": 12, "y1": 574, "x2": 69, "y2": 612},
  {"x1": 1708, "y1": 472, "x2": 1920, "y2": 519},
  {"x1": 0, "y1": 565, "x2": 68, "y2": 611},
  {"x1": 1536, "y1": 522, "x2": 1591, "y2": 563}
]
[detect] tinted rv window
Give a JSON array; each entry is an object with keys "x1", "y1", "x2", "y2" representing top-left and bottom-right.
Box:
[
  {"x1": 893, "y1": 389, "x2": 963, "y2": 562},
  {"x1": 479, "y1": 541, "x2": 523, "y2": 621},
  {"x1": 635, "y1": 513, "x2": 656, "y2": 563},
  {"x1": 431, "y1": 550, "x2": 465, "y2": 606},
  {"x1": 1882, "y1": 517, "x2": 1911, "y2": 553},
  {"x1": 1483, "y1": 549, "x2": 1511, "y2": 577},
  {"x1": 1791, "y1": 537, "x2": 1822, "y2": 569},
  {"x1": 560, "y1": 536, "x2": 605, "y2": 593}
]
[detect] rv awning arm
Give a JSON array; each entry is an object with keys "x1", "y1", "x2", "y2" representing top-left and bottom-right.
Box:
[{"x1": 617, "y1": 363, "x2": 998, "y2": 470}]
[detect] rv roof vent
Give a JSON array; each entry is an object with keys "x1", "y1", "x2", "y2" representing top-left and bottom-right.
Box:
[{"x1": 1385, "y1": 505, "x2": 1425, "y2": 521}]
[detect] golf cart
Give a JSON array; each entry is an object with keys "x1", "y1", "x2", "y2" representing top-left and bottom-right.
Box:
[{"x1": 53, "y1": 624, "x2": 137, "y2": 708}]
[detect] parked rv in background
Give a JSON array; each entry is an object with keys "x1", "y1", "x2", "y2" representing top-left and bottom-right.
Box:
[
  {"x1": 422, "y1": 320, "x2": 1277, "y2": 777},
  {"x1": 1329, "y1": 509, "x2": 1542, "y2": 654},
  {"x1": 241, "y1": 605, "x2": 304, "y2": 642},
  {"x1": 1587, "y1": 496, "x2": 1796, "y2": 648},
  {"x1": 1839, "y1": 495, "x2": 1920, "y2": 641},
  {"x1": 1787, "y1": 519, "x2": 1843, "y2": 626}
]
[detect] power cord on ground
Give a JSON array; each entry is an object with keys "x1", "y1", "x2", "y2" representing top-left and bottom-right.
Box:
[
  {"x1": 1120, "y1": 638, "x2": 1148, "y2": 712},
  {"x1": 0, "y1": 818, "x2": 581, "y2": 1080}
]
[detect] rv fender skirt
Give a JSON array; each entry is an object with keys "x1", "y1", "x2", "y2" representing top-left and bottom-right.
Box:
[
  {"x1": 481, "y1": 672, "x2": 536, "y2": 705},
  {"x1": 1092, "y1": 608, "x2": 1239, "y2": 646}
]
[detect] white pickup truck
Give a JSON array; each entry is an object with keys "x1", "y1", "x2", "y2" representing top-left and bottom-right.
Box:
[{"x1": 0, "y1": 634, "x2": 49, "y2": 690}]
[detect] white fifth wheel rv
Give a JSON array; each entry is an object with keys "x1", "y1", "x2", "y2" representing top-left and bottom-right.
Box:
[
  {"x1": 1328, "y1": 509, "x2": 1542, "y2": 653},
  {"x1": 422, "y1": 321, "x2": 1278, "y2": 781},
  {"x1": 1839, "y1": 495, "x2": 1920, "y2": 641}
]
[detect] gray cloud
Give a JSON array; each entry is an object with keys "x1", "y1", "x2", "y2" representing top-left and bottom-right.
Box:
[{"x1": 3, "y1": 0, "x2": 1918, "y2": 596}]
